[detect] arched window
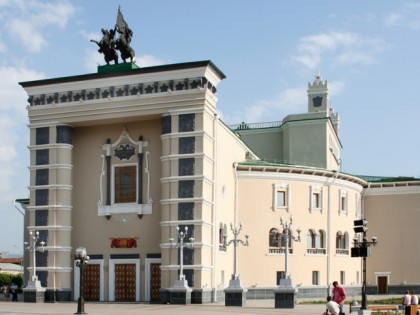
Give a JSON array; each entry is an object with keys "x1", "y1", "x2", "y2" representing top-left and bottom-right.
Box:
[
  {"x1": 269, "y1": 228, "x2": 279, "y2": 247},
  {"x1": 307, "y1": 229, "x2": 317, "y2": 248},
  {"x1": 219, "y1": 223, "x2": 224, "y2": 245},
  {"x1": 318, "y1": 230, "x2": 325, "y2": 248},
  {"x1": 336, "y1": 232, "x2": 346, "y2": 249}
]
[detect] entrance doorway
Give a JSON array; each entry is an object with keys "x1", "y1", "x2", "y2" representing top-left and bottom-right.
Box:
[
  {"x1": 150, "y1": 263, "x2": 161, "y2": 302},
  {"x1": 115, "y1": 263, "x2": 137, "y2": 301},
  {"x1": 378, "y1": 276, "x2": 388, "y2": 294},
  {"x1": 84, "y1": 264, "x2": 100, "y2": 301},
  {"x1": 109, "y1": 258, "x2": 140, "y2": 301}
]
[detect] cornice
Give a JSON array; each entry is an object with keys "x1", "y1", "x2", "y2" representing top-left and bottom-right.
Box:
[
  {"x1": 237, "y1": 169, "x2": 364, "y2": 192},
  {"x1": 364, "y1": 185, "x2": 420, "y2": 196}
]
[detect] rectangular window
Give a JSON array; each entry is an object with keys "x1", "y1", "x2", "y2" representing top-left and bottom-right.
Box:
[
  {"x1": 115, "y1": 165, "x2": 136, "y2": 203},
  {"x1": 340, "y1": 190, "x2": 348, "y2": 213},
  {"x1": 276, "y1": 191, "x2": 286, "y2": 207},
  {"x1": 340, "y1": 271, "x2": 346, "y2": 285},
  {"x1": 273, "y1": 183, "x2": 289, "y2": 210},
  {"x1": 310, "y1": 186, "x2": 323, "y2": 212},
  {"x1": 312, "y1": 192, "x2": 320, "y2": 208},
  {"x1": 312, "y1": 271, "x2": 319, "y2": 285}
]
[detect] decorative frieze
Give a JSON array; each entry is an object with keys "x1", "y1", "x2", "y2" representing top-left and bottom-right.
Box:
[{"x1": 28, "y1": 76, "x2": 216, "y2": 107}]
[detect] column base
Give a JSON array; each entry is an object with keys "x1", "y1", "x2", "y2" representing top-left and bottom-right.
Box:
[
  {"x1": 23, "y1": 281, "x2": 46, "y2": 303},
  {"x1": 224, "y1": 278, "x2": 248, "y2": 307},
  {"x1": 168, "y1": 279, "x2": 192, "y2": 304},
  {"x1": 273, "y1": 284, "x2": 298, "y2": 309}
]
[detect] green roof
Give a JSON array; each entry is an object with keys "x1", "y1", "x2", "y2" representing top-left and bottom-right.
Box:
[{"x1": 355, "y1": 175, "x2": 420, "y2": 183}]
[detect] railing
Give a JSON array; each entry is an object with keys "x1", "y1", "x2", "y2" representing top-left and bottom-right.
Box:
[
  {"x1": 336, "y1": 249, "x2": 349, "y2": 255},
  {"x1": 268, "y1": 247, "x2": 294, "y2": 254},
  {"x1": 228, "y1": 121, "x2": 283, "y2": 130},
  {"x1": 307, "y1": 248, "x2": 327, "y2": 255}
]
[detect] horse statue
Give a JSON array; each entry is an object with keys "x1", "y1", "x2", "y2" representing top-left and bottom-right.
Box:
[
  {"x1": 90, "y1": 28, "x2": 118, "y2": 65},
  {"x1": 115, "y1": 25, "x2": 136, "y2": 63}
]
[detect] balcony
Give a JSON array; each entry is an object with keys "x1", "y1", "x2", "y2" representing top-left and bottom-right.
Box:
[
  {"x1": 336, "y1": 249, "x2": 349, "y2": 255},
  {"x1": 268, "y1": 247, "x2": 294, "y2": 254},
  {"x1": 307, "y1": 248, "x2": 327, "y2": 255}
]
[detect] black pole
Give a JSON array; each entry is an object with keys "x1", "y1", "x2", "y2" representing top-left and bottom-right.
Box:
[
  {"x1": 362, "y1": 255, "x2": 367, "y2": 310},
  {"x1": 75, "y1": 262, "x2": 86, "y2": 314}
]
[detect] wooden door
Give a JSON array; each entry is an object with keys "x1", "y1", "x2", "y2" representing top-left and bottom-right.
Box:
[
  {"x1": 378, "y1": 276, "x2": 388, "y2": 294},
  {"x1": 150, "y1": 263, "x2": 161, "y2": 302},
  {"x1": 83, "y1": 264, "x2": 100, "y2": 301},
  {"x1": 115, "y1": 263, "x2": 136, "y2": 301}
]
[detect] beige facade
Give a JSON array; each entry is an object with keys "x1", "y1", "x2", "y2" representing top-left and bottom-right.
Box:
[
  {"x1": 363, "y1": 180, "x2": 420, "y2": 292},
  {"x1": 19, "y1": 60, "x2": 420, "y2": 303}
]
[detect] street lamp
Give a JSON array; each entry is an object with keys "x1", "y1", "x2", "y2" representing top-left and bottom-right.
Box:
[
  {"x1": 169, "y1": 226, "x2": 194, "y2": 285},
  {"x1": 352, "y1": 235, "x2": 377, "y2": 310},
  {"x1": 223, "y1": 222, "x2": 249, "y2": 281},
  {"x1": 74, "y1": 247, "x2": 89, "y2": 315},
  {"x1": 25, "y1": 230, "x2": 45, "y2": 282},
  {"x1": 271, "y1": 216, "x2": 301, "y2": 286}
]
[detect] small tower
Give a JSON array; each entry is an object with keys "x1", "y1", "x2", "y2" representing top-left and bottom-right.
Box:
[
  {"x1": 307, "y1": 70, "x2": 340, "y2": 136},
  {"x1": 307, "y1": 69, "x2": 329, "y2": 114}
]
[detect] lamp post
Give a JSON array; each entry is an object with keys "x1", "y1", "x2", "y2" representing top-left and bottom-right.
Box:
[
  {"x1": 169, "y1": 226, "x2": 194, "y2": 284},
  {"x1": 352, "y1": 235, "x2": 377, "y2": 310},
  {"x1": 271, "y1": 216, "x2": 301, "y2": 285},
  {"x1": 22, "y1": 230, "x2": 46, "y2": 302},
  {"x1": 223, "y1": 222, "x2": 249, "y2": 281},
  {"x1": 223, "y1": 222, "x2": 249, "y2": 307},
  {"x1": 25, "y1": 230, "x2": 45, "y2": 282},
  {"x1": 74, "y1": 247, "x2": 89, "y2": 315}
]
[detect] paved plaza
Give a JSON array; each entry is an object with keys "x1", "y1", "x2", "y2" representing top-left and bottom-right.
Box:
[{"x1": 0, "y1": 299, "x2": 327, "y2": 315}]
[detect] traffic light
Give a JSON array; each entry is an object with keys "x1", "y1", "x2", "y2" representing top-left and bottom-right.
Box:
[
  {"x1": 354, "y1": 219, "x2": 368, "y2": 233},
  {"x1": 351, "y1": 246, "x2": 371, "y2": 257}
]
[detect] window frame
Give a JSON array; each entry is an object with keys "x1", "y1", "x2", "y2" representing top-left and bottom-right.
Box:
[
  {"x1": 113, "y1": 164, "x2": 137, "y2": 204},
  {"x1": 273, "y1": 183, "x2": 290, "y2": 211},
  {"x1": 310, "y1": 185, "x2": 323, "y2": 212},
  {"x1": 339, "y1": 189, "x2": 348, "y2": 214}
]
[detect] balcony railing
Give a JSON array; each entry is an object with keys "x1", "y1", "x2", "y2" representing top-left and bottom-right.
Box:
[
  {"x1": 307, "y1": 248, "x2": 327, "y2": 255},
  {"x1": 336, "y1": 249, "x2": 349, "y2": 255},
  {"x1": 229, "y1": 121, "x2": 283, "y2": 131},
  {"x1": 268, "y1": 247, "x2": 294, "y2": 254}
]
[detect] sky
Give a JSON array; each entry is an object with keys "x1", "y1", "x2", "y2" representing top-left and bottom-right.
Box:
[{"x1": 1, "y1": 0, "x2": 420, "y2": 254}]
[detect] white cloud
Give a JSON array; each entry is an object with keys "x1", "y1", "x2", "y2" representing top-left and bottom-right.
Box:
[
  {"x1": 293, "y1": 31, "x2": 388, "y2": 70},
  {"x1": 0, "y1": 65, "x2": 44, "y2": 200},
  {"x1": 384, "y1": 13, "x2": 403, "y2": 26},
  {"x1": 10, "y1": 19, "x2": 46, "y2": 52},
  {"x1": 137, "y1": 54, "x2": 167, "y2": 67},
  {"x1": 222, "y1": 87, "x2": 307, "y2": 125},
  {"x1": 4, "y1": 0, "x2": 75, "y2": 53},
  {"x1": 383, "y1": 4, "x2": 420, "y2": 30}
]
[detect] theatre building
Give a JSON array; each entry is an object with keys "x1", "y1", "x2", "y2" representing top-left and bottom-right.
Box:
[{"x1": 19, "y1": 60, "x2": 420, "y2": 303}]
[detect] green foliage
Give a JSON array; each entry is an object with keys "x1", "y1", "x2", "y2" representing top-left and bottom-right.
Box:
[{"x1": 0, "y1": 273, "x2": 23, "y2": 288}]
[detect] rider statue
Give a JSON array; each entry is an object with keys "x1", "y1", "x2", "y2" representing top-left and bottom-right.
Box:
[{"x1": 90, "y1": 7, "x2": 136, "y2": 65}]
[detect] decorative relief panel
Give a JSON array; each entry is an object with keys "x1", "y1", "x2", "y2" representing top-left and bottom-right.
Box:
[
  {"x1": 179, "y1": 158, "x2": 194, "y2": 176},
  {"x1": 114, "y1": 144, "x2": 136, "y2": 161},
  {"x1": 28, "y1": 76, "x2": 217, "y2": 107},
  {"x1": 35, "y1": 189, "x2": 49, "y2": 206},
  {"x1": 56, "y1": 125, "x2": 73, "y2": 144},
  {"x1": 35, "y1": 209, "x2": 49, "y2": 226},
  {"x1": 36, "y1": 169, "x2": 49, "y2": 186},
  {"x1": 179, "y1": 113, "x2": 195, "y2": 132},
  {"x1": 178, "y1": 180, "x2": 194, "y2": 198},
  {"x1": 178, "y1": 202, "x2": 194, "y2": 220},
  {"x1": 36, "y1": 127, "x2": 49, "y2": 145},
  {"x1": 161, "y1": 115, "x2": 171, "y2": 135},
  {"x1": 179, "y1": 137, "x2": 195, "y2": 154},
  {"x1": 36, "y1": 149, "x2": 49, "y2": 165}
]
